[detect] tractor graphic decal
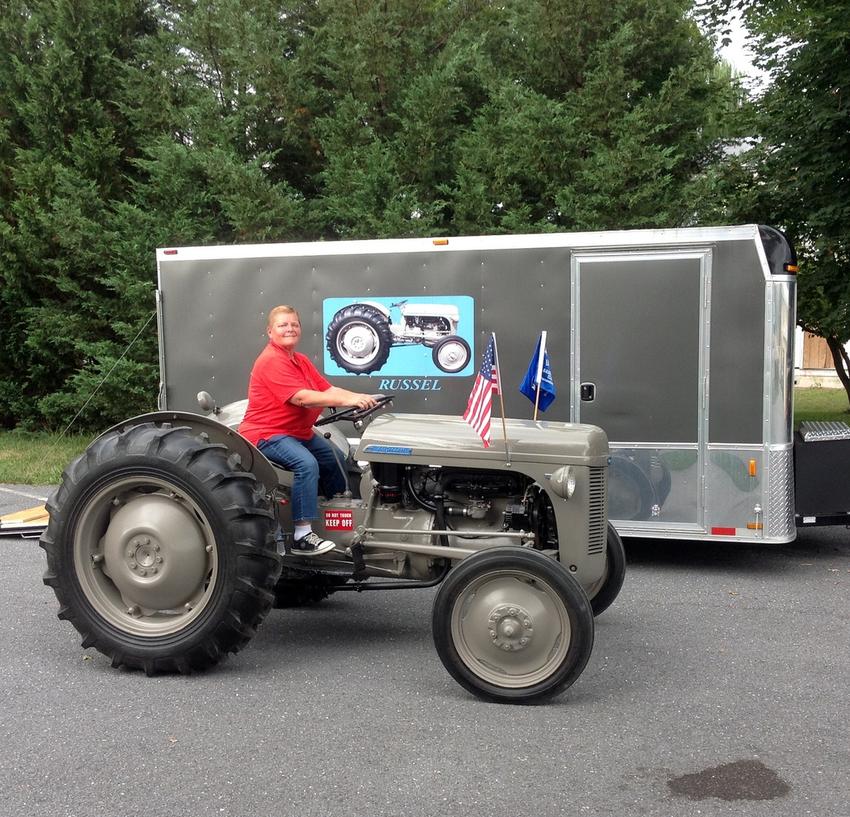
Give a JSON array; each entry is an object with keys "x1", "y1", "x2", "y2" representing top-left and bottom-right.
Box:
[{"x1": 323, "y1": 296, "x2": 474, "y2": 377}]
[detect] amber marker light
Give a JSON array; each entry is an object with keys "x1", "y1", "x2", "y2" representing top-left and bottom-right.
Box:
[
  {"x1": 784, "y1": 263, "x2": 798, "y2": 273},
  {"x1": 432, "y1": 239, "x2": 449, "y2": 246},
  {"x1": 748, "y1": 459, "x2": 758, "y2": 478}
]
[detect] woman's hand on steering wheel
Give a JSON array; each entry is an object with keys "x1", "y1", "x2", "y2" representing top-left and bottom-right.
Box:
[{"x1": 315, "y1": 394, "x2": 394, "y2": 426}]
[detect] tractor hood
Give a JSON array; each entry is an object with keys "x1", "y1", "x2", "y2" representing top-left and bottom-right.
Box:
[
  {"x1": 357, "y1": 413, "x2": 609, "y2": 466},
  {"x1": 402, "y1": 303, "x2": 460, "y2": 321}
]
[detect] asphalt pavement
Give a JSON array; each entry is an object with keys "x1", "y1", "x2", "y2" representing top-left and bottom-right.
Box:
[{"x1": 0, "y1": 483, "x2": 847, "y2": 817}]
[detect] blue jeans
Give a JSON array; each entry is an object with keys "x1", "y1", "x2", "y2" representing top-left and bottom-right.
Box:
[{"x1": 258, "y1": 432, "x2": 347, "y2": 521}]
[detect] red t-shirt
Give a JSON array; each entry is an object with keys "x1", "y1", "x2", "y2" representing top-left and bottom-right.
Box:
[{"x1": 239, "y1": 343, "x2": 331, "y2": 444}]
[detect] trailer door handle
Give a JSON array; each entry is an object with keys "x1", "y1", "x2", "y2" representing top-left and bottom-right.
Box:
[{"x1": 580, "y1": 382, "x2": 596, "y2": 402}]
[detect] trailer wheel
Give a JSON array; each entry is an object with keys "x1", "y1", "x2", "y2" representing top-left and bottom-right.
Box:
[
  {"x1": 432, "y1": 335, "x2": 471, "y2": 373},
  {"x1": 608, "y1": 454, "x2": 655, "y2": 520},
  {"x1": 40, "y1": 423, "x2": 281, "y2": 674},
  {"x1": 586, "y1": 523, "x2": 627, "y2": 617},
  {"x1": 432, "y1": 547, "x2": 594, "y2": 703},
  {"x1": 326, "y1": 304, "x2": 393, "y2": 374}
]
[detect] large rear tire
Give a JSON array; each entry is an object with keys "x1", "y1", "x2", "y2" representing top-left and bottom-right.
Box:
[
  {"x1": 326, "y1": 304, "x2": 393, "y2": 374},
  {"x1": 432, "y1": 548, "x2": 594, "y2": 703},
  {"x1": 40, "y1": 423, "x2": 281, "y2": 674}
]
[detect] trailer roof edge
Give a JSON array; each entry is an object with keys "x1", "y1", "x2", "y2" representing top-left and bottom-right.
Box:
[{"x1": 157, "y1": 225, "x2": 759, "y2": 262}]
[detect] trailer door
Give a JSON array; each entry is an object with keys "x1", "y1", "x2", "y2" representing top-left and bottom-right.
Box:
[{"x1": 573, "y1": 249, "x2": 711, "y2": 532}]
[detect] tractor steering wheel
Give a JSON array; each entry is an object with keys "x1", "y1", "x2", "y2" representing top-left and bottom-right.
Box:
[{"x1": 314, "y1": 394, "x2": 395, "y2": 427}]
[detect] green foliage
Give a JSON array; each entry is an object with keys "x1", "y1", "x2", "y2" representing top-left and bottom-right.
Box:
[
  {"x1": 696, "y1": 0, "x2": 850, "y2": 402},
  {"x1": 0, "y1": 0, "x2": 743, "y2": 430},
  {"x1": 0, "y1": 0, "x2": 159, "y2": 429}
]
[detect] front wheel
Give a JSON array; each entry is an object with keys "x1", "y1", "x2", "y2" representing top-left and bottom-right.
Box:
[
  {"x1": 431, "y1": 335, "x2": 471, "y2": 373},
  {"x1": 432, "y1": 547, "x2": 594, "y2": 703},
  {"x1": 586, "y1": 523, "x2": 627, "y2": 617},
  {"x1": 40, "y1": 423, "x2": 281, "y2": 674}
]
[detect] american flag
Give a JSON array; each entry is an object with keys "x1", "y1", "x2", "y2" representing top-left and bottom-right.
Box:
[{"x1": 463, "y1": 335, "x2": 500, "y2": 447}]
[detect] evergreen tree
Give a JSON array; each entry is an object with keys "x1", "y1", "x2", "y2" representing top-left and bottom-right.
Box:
[
  {"x1": 0, "y1": 0, "x2": 161, "y2": 429},
  {"x1": 450, "y1": 0, "x2": 739, "y2": 233},
  {"x1": 0, "y1": 0, "x2": 743, "y2": 429}
]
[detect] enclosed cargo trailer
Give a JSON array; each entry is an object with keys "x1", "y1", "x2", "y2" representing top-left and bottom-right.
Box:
[{"x1": 156, "y1": 224, "x2": 840, "y2": 544}]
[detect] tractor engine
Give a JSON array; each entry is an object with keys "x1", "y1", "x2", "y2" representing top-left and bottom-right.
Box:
[
  {"x1": 403, "y1": 315, "x2": 452, "y2": 334},
  {"x1": 372, "y1": 462, "x2": 557, "y2": 552}
]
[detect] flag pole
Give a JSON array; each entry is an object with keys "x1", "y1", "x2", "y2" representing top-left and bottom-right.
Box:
[
  {"x1": 491, "y1": 332, "x2": 510, "y2": 464},
  {"x1": 533, "y1": 331, "x2": 547, "y2": 421}
]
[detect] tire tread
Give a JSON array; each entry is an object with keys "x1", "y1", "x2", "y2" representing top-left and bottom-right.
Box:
[{"x1": 40, "y1": 422, "x2": 282, "y2": 674}]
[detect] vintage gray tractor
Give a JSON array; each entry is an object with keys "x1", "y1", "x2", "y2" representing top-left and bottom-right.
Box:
[
  {"x1": 40, "y1": 395, "x2": 624, "y2": 703},
  {"x1": 326, "y1": 299, "x2": 472, "y2": 374}
]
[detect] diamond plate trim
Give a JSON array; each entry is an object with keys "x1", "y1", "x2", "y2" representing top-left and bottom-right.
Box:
[{"x1": 767, "y1": 449, "x2": 795, "y2": 538}]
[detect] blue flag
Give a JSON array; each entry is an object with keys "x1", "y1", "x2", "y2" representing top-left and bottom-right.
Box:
[{"x1": 520, "y1": 333, "x2": 556, "y2": 412}]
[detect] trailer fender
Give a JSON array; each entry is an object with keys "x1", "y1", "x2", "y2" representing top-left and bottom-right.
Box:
[{"x1": 92, "y1": 411, "x2": 278, "y2": 494}]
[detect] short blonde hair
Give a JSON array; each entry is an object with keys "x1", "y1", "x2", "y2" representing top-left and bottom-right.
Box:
[{"x1": 267, "y1": 305, "x2": 300, "y2": 329}]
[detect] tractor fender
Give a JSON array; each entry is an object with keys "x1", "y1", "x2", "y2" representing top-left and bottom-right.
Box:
[
  {"x1": 352, "y1": 300, "x2": 391, "y2": 319},
  {"x1": 93, "y1": 411, "x2": 279, "y2": 494}
]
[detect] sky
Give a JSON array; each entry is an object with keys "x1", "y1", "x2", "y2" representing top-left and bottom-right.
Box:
[{"x1": 717, "y1": 13, "x2": 769, "y2": 89}]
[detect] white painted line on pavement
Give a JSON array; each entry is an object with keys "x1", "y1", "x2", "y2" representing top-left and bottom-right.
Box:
[{"x1": 0, "y1": 485, "x2": 49, "y2": 502}]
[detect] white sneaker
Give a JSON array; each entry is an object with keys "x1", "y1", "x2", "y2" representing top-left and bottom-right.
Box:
[{"x1": 290, "y1": 531, "x2": 335, "y2": 556}]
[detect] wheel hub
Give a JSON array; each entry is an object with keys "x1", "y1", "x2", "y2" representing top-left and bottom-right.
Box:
[
  {"x1": 488, "y1": 603, "x2": 534, "y2": 651},
  {"x1": 340, "y1": 326, "x2": 376, "y2": 358},
  {"x1": 439, "y1": 343, "x2": 464, "y2": 366},
  {"x1": 126, "y1": 536, "x2": 162, "y2": 574},
  {"x1": 102, "y1": 493, "x2": 209, "y2": 611}
]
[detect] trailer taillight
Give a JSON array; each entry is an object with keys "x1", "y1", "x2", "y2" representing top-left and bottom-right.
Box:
[{"x1": 163, "y1": 249, "x2": 178, "y2": 255}]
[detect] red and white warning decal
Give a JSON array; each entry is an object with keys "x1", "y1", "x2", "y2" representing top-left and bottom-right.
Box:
[{"x1": 324, "y1": 509, "x2": 354, "y2": 531}]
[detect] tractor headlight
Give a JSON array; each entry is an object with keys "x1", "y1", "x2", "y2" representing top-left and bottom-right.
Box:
[{"x1": 549, "y1": 466, "x2": 577, "y2": 499}]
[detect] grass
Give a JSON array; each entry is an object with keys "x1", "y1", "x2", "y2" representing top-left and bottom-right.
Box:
[
  {"x1": 793, "y1": 386, "x2": 850, "y2": 425},
  {"x1": 0, "y1": 431, "x2": 93, "y2": 486},
  {"x1": 0, "y1": 387, "x2": 848, "y2": 486}
]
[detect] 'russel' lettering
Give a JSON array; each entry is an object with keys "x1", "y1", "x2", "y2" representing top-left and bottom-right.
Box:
[{"x1": 377, "y1": 378, "x2": 442, "y2": 391}]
